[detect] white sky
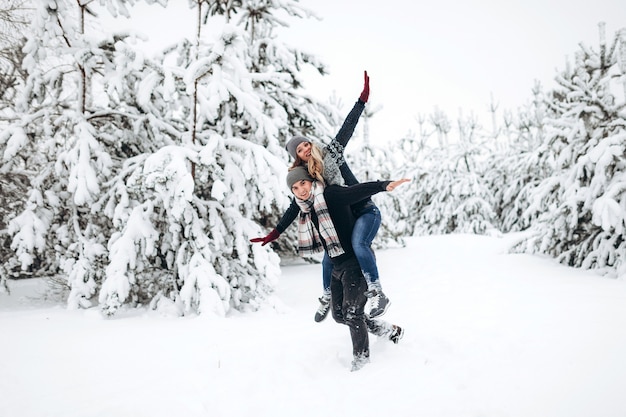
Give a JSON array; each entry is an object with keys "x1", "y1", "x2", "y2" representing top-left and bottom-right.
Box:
[
  {"x1": 101, "y1": 0, "x2": 626, "y2": 142},
  {"x1": 284, "y1": 0, "x2": 626, "y2": 141}
]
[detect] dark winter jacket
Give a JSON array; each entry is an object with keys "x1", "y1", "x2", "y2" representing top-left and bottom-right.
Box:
[
  {"x1": 310, "y1": 181, "x2": 390, "y2": 265},
  {"x1": 276, "y1": 99, "x2": 372, "y2": 234}
]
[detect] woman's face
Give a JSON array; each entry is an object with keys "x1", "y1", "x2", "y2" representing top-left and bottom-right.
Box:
[
  {"x1": 291, "y1": 179, "x2": 313, "y2": 200},
  {"x1": 296, "y1": 141, "x2": 312, "y2": 162}
]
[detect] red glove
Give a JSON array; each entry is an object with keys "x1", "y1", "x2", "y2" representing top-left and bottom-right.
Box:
[
  {"x1": 359, "y1": 70, "x2": 370, "y2": 103},
  {"x1": 250, "y1": 229, "x2": 280, "y2": 246}
]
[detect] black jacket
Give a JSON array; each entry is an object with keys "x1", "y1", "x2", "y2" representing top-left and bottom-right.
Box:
[{"x1": 313, "y1": 181, "x2": 390, "y2": 264}]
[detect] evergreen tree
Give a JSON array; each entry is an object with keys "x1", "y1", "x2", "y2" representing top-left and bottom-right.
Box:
[
  {"x1": 0, "y1": 0, "x2": 28, "y2": 107},
  {"x1": 97, "y1": 0, "x2": 333, "y2": 315},
  {"x1": 410, "y1": 111, "x2": 498, "y2": 236},
  {"x1": 0, "y1": 0, "x2": 30, "y2": 292},
  {"x1": 365, "y1": 144, "x2": 412, "y2": 246},
  {"x1": 384, "y1": 115, "x2": 438, "y2": 237},
  {"x1": 1, "y1": 0, "x2": 333, "y2": 314},
  {"x1": 513, "y1": 24, "x2": 626, "y2": 278},
  {"x1": 485, "y1": 82, "x2": 553, "y2": 233},
  {"x1": 1, "y1": 0, "x2": 118, "y2": 303}
]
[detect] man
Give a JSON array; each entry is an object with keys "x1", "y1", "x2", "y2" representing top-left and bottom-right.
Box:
[{"x1": 285, "y1": 165, "x2": 409, "y2": 371}]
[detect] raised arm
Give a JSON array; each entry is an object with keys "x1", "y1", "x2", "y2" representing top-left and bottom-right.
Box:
[
  {"x1": 333, "y1": 71, "x2": 369, "y2": 148},
  {"x1": 339, "y1": 163, "x2": 360, "y2": 186}
]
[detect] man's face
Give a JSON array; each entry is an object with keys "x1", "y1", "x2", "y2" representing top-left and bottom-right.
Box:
[
  {"x1": 291, "y1": 179, "x2": 313, "y2": 200},
  {"x1": 296, "y1": 141, "x2": 312, "y2": 162}
]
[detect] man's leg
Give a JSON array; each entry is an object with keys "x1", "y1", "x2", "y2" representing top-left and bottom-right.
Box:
[
  {"x1": 364, "y1": 317, "x2": 405, "y2": 344},
  {"x1": 331, "y1": 258, "x2": 370, "y2": 371},
  {"x1": 330, "y1": 264, "x2": 345, "y2": 325}
]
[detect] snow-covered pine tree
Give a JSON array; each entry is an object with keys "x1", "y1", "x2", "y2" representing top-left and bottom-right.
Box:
[
  {"x1": 0, "y1": 0, "x2": 30, "y2": 292},
  {"x1": 0, "y1": 0, "x2": 332, "y2": 313},
  {"x1": 230, "y1": 0, "x2": 336, "y2": 258},
  {"x1": 0, "y1": 0, "x2": 28, "y2": 108},
  {"x1": 485, "y1": 82, "x2": 554, "y2": 233},
  {"x1": 513, "y1": 24, "x2": 626, "y2": 278},
  {"x1": 411, "y1": 111, "x2": 498, "y2": 236},
  {"x1": 0, "y1": 0, "x2": 127, "y2": 304},
  {"x1": 97, "y1": 0, "x2": 334, "y2": 315},
  {"x1": 361, "y1": 144, "x2": 412, "y2": 247},
  {"x1": 388, "y1": 110, "x2": 438, "y2": 236}
]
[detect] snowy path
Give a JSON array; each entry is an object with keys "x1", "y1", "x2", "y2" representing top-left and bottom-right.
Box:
[{"x1": 1, "y1": 234, "x2": 626, "y2": 417}]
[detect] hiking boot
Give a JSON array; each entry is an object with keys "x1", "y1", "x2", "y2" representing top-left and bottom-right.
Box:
[
  {"x1": 389, "y1": 325, "x2": 404, "y2": 344},
  {"x1": 367, "y1": 290, "x2": 390, "y2": 318},
  {"x1": 314, "y1": 295, "x2": 330, "y2": 322},
  {"x1": 350, "y1": 354, "x2": 370, "y2": 372}
]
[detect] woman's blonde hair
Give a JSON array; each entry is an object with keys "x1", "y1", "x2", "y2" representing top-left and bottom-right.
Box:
[{"x1": 290, "y1": 141, "x2": 325, "y2": 184}]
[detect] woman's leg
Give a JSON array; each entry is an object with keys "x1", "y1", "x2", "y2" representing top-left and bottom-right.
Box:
[
  {"x1": 322, "y1": 252, "x2": 333, "y2": 294},
  {"x1": 351, "y1": 205, "x2": 381, "y2": 285},
  {"x1": 314, "y1": 252, "x2": 333, "y2": 323},
  {"x1": 351, "y1": 204, "x2": 390, "y2": 318}
]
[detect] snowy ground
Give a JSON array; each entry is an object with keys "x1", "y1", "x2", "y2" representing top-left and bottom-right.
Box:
[{"x1": 2, "y1": 234, "x2": 626, "y2": 417}]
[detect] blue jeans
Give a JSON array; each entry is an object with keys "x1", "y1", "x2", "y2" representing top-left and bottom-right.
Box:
[{"x1": 322, "y1": 203, "x2": 382, "y2": 292}]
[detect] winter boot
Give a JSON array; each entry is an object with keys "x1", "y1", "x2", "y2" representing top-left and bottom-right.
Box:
[
  {"x1": 366, "y1": 284, "x2": 390, "y2": 318},
  {"x1": 350, "y1": 354, "x2": 370, "y2": 372},
  {"x1": 389, "y1": 325, "x2": 404, "y2": 344},
  {"x1": 314, "y1": 293, "x2": 331, "y2": 323}
]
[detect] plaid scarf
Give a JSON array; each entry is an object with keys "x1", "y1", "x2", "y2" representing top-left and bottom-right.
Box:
[{"x1": 295, "y1": 182, "x2": 345, "y2": 258}]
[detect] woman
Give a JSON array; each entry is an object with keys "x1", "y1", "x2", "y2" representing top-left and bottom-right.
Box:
[
  {"x1": 251, "y1": 71, "x2": 389, "y2": 321},
  {"x1": 285, "y1": 165, "x2": 409, "y2": 371}
]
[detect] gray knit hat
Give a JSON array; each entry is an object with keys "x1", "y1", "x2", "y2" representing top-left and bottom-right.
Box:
[
  {"x1": 285, "y1": 135, "x2": 311, "y2": 159},
  {"x1": 286, "y1": 166, "x2": 314, "y2": 189}
]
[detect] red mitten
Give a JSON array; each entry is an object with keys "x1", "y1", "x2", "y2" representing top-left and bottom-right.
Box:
[
  {"x1": 250, "y1": 229, "x2": 280, "y2": 246},
  {"x1": 359, "y1": 70, "x2": 370, "y2": 103}
]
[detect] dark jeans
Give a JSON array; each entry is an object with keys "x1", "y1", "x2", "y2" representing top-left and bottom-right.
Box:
[
  {"x1": 330, "y1": 257, "x2": 370, "y2": 358},
  {"x1": 330, "y1": 257, "x2": 395, "y2": 358}
]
